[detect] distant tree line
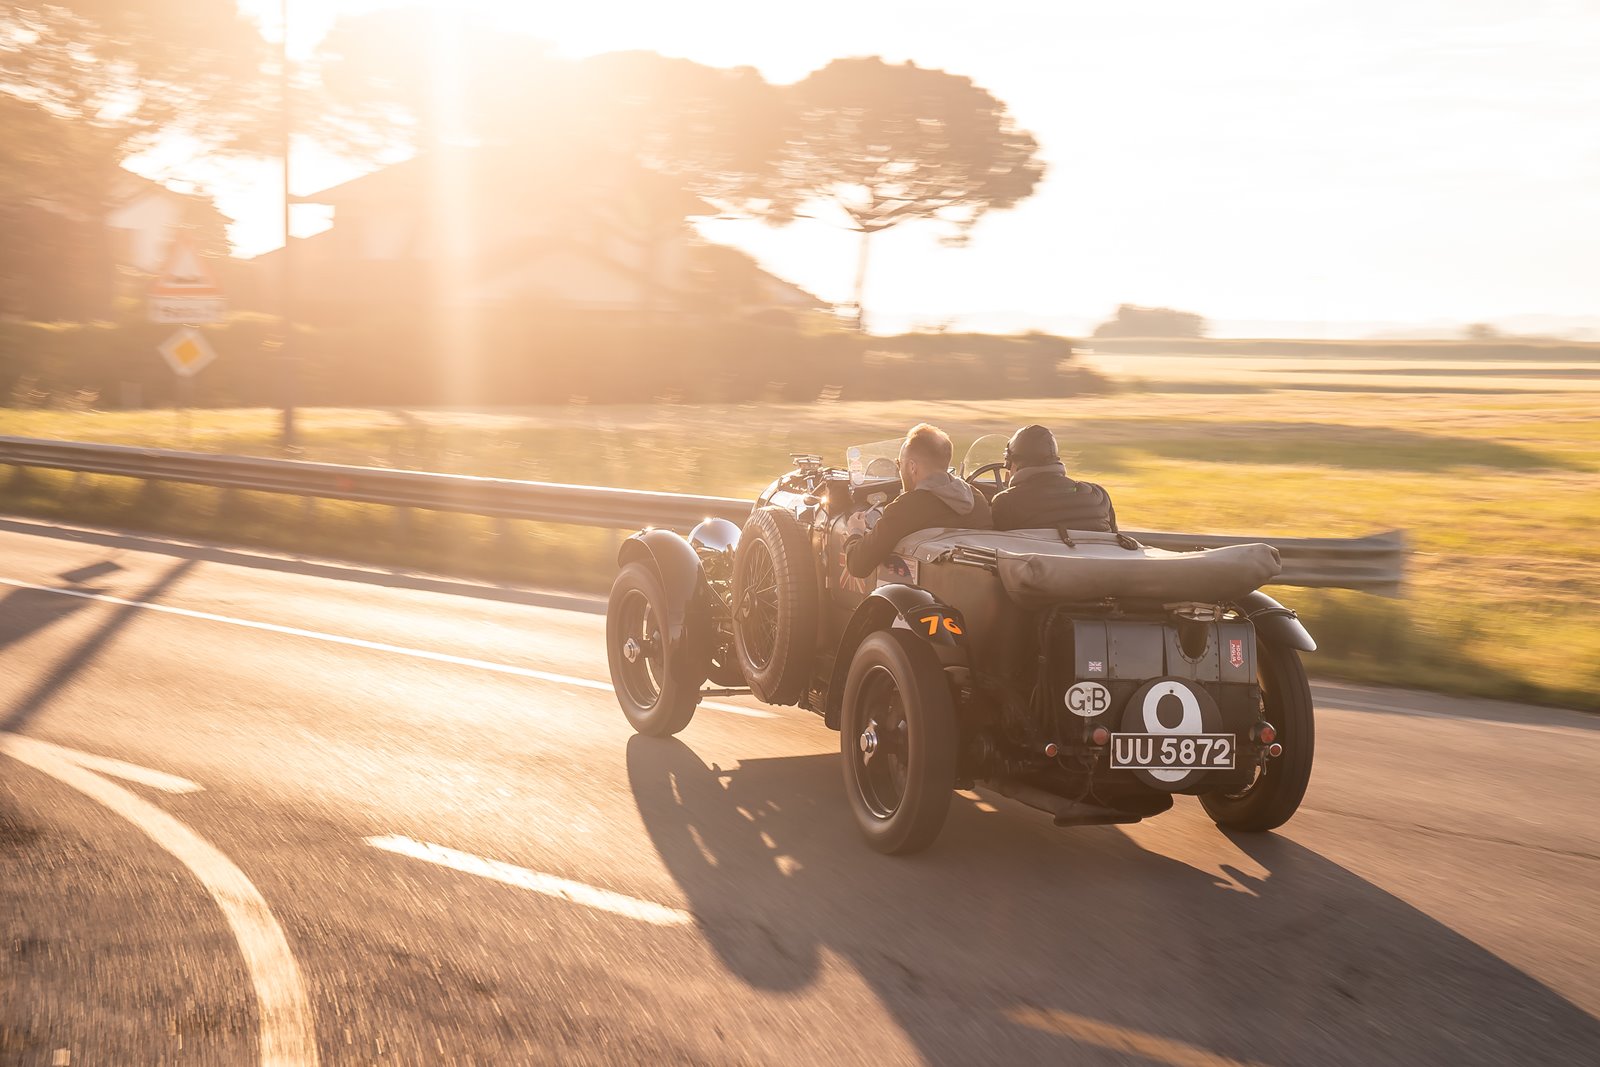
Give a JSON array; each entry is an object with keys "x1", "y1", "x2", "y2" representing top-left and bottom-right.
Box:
[{"x1": 1092, "y1": 304, "x2": 1210, "y2": 339}]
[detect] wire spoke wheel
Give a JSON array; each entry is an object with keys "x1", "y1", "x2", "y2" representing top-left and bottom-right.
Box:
[
  {"x1": 737, "y1": 541, "x2": 779, "y2": 670},
  {"x1": 730, "y1": 506, "x2": 819, "y2": 706}
]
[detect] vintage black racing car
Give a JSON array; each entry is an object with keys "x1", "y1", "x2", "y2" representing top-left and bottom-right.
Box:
[{"x1": 606, "y1": 437, "x2": 1316, "y2": 854}]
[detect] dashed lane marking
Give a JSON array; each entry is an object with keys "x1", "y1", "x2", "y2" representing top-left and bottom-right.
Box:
[
  {"x1": 1008, "y1": 1006, "x2": 1275, "y2": 1067},
  {"x1": 0, "y1": 577, "x2": 775, "y2": 719},
  {"x1": 1, "y1": 734, "x2": 317, "y2": 1067},
  {"x1": 366, "y1": 834, "x2": 693, "y2": 927}
]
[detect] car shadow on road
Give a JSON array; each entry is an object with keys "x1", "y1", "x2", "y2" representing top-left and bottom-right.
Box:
[{"x1": 627, "y1": 735, "x2": 1600, "y2": 1067}]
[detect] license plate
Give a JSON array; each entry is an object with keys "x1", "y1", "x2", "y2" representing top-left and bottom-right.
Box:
[{"x1": 1109, "y1": 733, "x2": 1235, "y2": 771}]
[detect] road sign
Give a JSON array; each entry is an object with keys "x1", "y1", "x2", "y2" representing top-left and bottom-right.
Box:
[
  {"x1": 148, "y1": 233, "x2": 226, "y2": 324},
  {"x1": 157, "y1": 327, "x2": 218, "y2": 378},
  {"x1": 150, "y1": 295, "x2": 228, "y2": 324}
]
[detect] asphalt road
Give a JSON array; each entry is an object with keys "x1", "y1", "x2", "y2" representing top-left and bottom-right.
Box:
[{"x1": 1, "y1": 515, "x2": 1597, "y2": 1066}]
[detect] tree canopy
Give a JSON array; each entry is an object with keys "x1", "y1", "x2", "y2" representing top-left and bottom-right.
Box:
[
  {"x1": 760, "y1": 56, "x2": 1044, "y2": 327},
  {"x1": 774, "y1": 57, "x2": 1044, "y2": 238}
]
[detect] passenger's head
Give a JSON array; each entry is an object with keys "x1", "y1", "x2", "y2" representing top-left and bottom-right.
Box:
[
  {"x1": 1004, "y1": 424, "x2": 1060, "y2": 471},
  {"x1": 899, "y1": 422, "x2": 953, "y2": 491}
]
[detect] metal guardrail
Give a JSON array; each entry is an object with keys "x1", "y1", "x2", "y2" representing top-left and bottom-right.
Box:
[{"x1": 0, "y1": 436, "x2": 1405, "y2": 593}]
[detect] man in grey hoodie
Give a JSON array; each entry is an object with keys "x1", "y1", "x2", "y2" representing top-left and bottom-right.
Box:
[{"x1": 844, "y1": 422, "x2": 992, "y2": 578}]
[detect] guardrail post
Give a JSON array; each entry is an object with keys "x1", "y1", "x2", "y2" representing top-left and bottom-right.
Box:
[{"x1": 300, "y1": 495, "x2": 317, "y2": 531}]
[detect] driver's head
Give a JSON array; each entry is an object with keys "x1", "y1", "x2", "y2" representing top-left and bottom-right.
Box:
[
  {"x1": 1004, "y1": 424, "x2": 1060, "y2": 471},
  {"x1": 899, "y1": 422, "x2": 953, "y2": 491}
]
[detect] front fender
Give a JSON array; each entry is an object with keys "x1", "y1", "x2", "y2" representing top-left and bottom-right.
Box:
[
  {"x1": 823, "y1": 584, "x2": 968, "y2": 729},
  {"x1": 1233, "y1": 590, "x2": 1317, "y2": 653},
  {"x1": 618, "y1": 528, "x2": 707, "y2": 647}
]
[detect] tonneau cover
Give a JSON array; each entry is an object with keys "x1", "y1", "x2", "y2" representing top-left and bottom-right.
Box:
[{"x1": 895, "y1": 528, "x2": 1282, "y2": 605}]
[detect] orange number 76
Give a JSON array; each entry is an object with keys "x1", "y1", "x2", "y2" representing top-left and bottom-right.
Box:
[{"x1": 919, "y1": 614, "x2": 963, "y2": 637}]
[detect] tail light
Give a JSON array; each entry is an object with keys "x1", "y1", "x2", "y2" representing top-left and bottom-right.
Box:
[
  {"x1": 1254, "y1": 722, "x2": 1277, "y2": 745},
  {"x1": 1089, "y1": 726, "x2": 1111, "y2": 747}
]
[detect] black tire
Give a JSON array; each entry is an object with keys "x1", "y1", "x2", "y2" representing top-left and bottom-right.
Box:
[
  {"x1": 1201, "y1": 638, "x2": 1314, "y2": 831},
  {"x1": 840, "y1": 630, "x2": 959, "y2": 854},
  {"x1": 731, "y1": 506, "x2": 819, "y2": 705},
  {"x1": 607, "y1": 562, "x2": 704, "y2": 737}
]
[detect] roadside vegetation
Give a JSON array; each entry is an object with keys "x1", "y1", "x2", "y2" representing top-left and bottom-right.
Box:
[{"x1": 3, "y1": 383, "x2": 1597, "y2": 710}]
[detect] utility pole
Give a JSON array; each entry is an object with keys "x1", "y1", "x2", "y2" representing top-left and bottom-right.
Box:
[{"x1": 279, "y1": 0, "x2": 298, "y2": 448}]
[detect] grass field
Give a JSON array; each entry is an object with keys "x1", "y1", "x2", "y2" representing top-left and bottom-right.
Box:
[{"x1": 3, "y1": 368, "x2": 1597, "y2": 709}]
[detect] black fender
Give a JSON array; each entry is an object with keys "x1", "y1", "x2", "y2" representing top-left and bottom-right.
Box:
[
  {"x1": 1233, "y1": 590, "x2": 1317, "y2": 653},
  {"x1": 823, "y1": 584, "x2": 969, "y2": 729},
  {"x1": 617, "y1": 528, "x2": 708, "y2": 648}
]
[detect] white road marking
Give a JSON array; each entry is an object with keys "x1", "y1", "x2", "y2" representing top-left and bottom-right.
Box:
[
  {"x1": 0, "y1": 577, "x2": 775, "y2": 719},
  {"x1": 1319, "y1": 698, "x2": 1593, "y2": 739},
  {"x1": 0, "y1": 734, "x2": 317, "y2": 1067},
  {"x1": 366, "y1": 834, "x2": 693, "y2": 927},
  {"x1": 13, "y1": 735, "x2": 204, "y2": 794}
]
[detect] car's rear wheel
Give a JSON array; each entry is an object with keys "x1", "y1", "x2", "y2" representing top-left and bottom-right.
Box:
[
  {"x1": 731, "y1": 506, "x2": 819, "y2": 705},
  {"x1": 840, "y1": 630, "x2": 958, "y2": 854},
  {"x1": 1201, "y1": 638, "x2": 1314, "y2": 831},
  {"x1": 607, "y1": 562, "x2": 703, "y2": 736}
]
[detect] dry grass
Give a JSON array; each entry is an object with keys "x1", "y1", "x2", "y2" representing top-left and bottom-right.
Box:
[{"x1": 3, "y1": 385, "x2": 1597, "y2": 708}]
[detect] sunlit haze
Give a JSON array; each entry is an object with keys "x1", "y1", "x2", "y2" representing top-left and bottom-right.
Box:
[{"x1": 192, "y1": 1, "x2": 1600, "y2": 334}]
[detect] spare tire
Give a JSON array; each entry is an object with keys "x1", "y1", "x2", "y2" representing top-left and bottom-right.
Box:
[{"x1": 731, "y1": 506, "x2": 820, "y2": 705}]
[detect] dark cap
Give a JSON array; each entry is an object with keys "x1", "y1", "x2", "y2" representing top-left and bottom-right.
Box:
[{"x1": 1004, "y1": 424, "x2": 1059, "y2": 469}]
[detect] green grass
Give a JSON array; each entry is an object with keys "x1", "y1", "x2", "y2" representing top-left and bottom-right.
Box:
[{"x1": 3, "y1": 388, "x2": 1598, "y2": 709}]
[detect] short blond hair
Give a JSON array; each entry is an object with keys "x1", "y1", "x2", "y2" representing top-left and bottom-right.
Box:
[{"x1": 902, "y1": 423, "x2": 953, "y2": 471}]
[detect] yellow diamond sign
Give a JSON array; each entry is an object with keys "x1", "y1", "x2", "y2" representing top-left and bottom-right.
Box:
[{"x1": 157, "y1": 327, "x2": 217, "y2": 378}]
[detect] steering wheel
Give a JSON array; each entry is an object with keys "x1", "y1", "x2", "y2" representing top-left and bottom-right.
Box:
[{"x1": 966, "y1": 461, "x2": 1009, "y2": 493}]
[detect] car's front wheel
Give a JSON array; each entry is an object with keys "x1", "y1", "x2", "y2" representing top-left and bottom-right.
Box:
[
  {"x1": 1201, "y1": 637, "x2": 1314, "y2": 831},
  {"x1": 607, "y1": 562, "x2": 704, "y2": 737},
  {"x1": 840, "y1": 630, "x2": 959, "y2": 854}
]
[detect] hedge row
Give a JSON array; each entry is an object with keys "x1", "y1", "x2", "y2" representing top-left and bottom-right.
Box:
[{"x1": 0, "y1": 314, "x2": 1104, "y2": 409}]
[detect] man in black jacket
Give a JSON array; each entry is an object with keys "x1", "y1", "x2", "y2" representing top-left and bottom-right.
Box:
[
  {"x1": 845, "y1": 423, "x2": 992, "y2": 578},
  {"x1": 990, "y1": 424, "x2": 1119, "y2": 533}
]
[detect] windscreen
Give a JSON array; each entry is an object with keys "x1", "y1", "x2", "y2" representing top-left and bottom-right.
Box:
[
  {"x1": 960, "y1": 433, "x2": 1011, "y2": 478},
  {"x1": 845, "y1": 440, "x2": 902, "y2": 485}
]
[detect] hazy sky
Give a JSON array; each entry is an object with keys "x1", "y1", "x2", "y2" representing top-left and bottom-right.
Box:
[{"x1": 211, "y1": 0, "x2": 1600, "y2": 333}]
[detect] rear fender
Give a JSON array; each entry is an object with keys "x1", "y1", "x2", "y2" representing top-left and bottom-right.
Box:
[
  {"x1": 618, "y1": 529, "x2": 708, "y2": 648},
  {"x1": 1233, "y1": 590, "x2": 1317, "y2": 653},
  {"x1": 823, "y1": 584, "x2": 969, "y2": 729}
]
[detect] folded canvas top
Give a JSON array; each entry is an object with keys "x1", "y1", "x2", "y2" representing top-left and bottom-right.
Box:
[{"x1": 895, "y1": 528, "x2": 1283, "y2": 606}]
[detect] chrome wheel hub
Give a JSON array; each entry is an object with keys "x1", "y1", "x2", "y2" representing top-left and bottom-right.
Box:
[
  {"x1": 859, "y1": 719, "x2": 880, "y2": 762},
  {"x1": 623, "y1": 637, "x2": 641, "y2": 663}
]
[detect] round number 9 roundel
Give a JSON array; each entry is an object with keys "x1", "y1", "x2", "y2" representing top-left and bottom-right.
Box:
[{"x1": 1119, "y1": 677, "x2": 1223, "y2": 790}]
